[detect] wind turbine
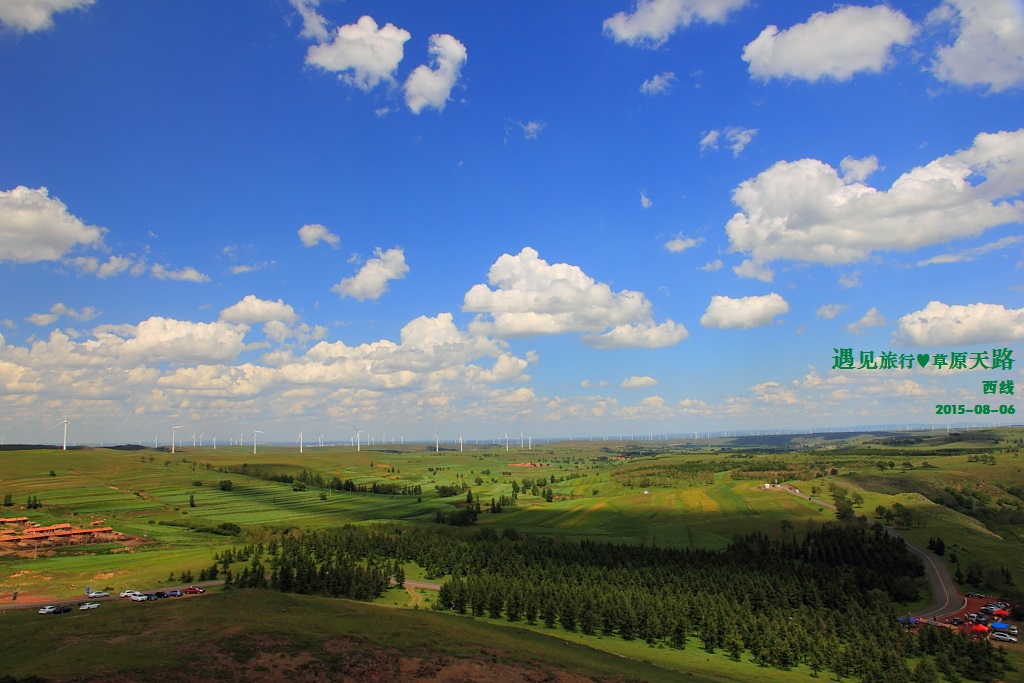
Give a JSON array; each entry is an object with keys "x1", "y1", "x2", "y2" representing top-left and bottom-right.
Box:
[
  {"x1": 353, "y1": 426, "x2": 364, "y2": 452},
  {"x1": 298, "y1": 431, "x2": 303, "y2": 454},
  {"x1": 199, "y1": 432, "x2": 204, "y2": 447},
  {"x1": 192, "y1": 432, "x2": 197, "y2": 448},
  {"x1": 50, "y1": 415, "x2": 74, "y2": 451},
  {"x1": 318, "y1": 432, "x2": 323, "y2": 447},
  {"x1": 169, "y1": 423, "x2": 183, "y2": 454},
  {"x1": 458, "y1": 433, "x2": 463, "y2": 452},
  {"x1": 504, "y1": 432, "x2": 509, "y2": 452},
  {"x1": 252, "y1": 429, "x2": 264, "y2": 455},
  {"x1": 435, "y1": 433, "x2": 440, "y2": 452},
  {"x1": 212, "y1": 435, "x2": 217, "y2": 449}
]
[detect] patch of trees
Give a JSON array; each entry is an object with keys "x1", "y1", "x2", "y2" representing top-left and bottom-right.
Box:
[
  {"x1": 207, "y1": 522, "x2": 1007, "y2": 681},
  {"x1": 158, "y1": 519, "x2": 241, "y2": 536},
  {"x1": 611, "y1": 460, "x2": 730, "y2": 488}
]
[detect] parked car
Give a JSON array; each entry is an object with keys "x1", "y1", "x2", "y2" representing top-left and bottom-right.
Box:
[
  {"x1": 88, "y1": 591, "x2": 109, "y2": 598},
  {"x1": 130, "y1": 593, "x2": 149, "y2": 602},
  {"x1": 183, "y1": 586, "x2": 205, "y2": 594},
  {"x1": 1010, "y1": 626, "x2": 1019, "y2": 636},
  {"x1": 153, "y1": 591, "x2": 168, "y2": 599},
  {"x1": 968, "y1": 613, "x2": 980, "y2": 622},
  {"x1": 992, "y1": 633, "x2": 1018, "y2": 643},
  {"x1": 53, "y1": 605, "x2": 71, "y2": 614},
  {"x1": 79, "y1": 602, "x2": 100, "y2": 610},
  {"x1": 979, "y1": 607, "x2": 995, "y2": 615},
  {"x1": 144, "y1": 593, "x2": 159, "y2": 601},
  {"x1": 167, "y1": 589, "x2": 183, "y2": 597},
  {"x1": 38, "y1": 605, "x2": 58, "y2": 614},
  {"x1": 950, "y1": 618, "x2": 964, "y2": 626},
  {"x1": 967, "y1": 592, "x2": 984, "y2": 598},
  {"x1": 120, "y1": 590, "x2": 141, "y2": 598}
]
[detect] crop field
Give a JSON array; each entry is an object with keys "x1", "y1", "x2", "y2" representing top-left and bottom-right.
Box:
[{"x1": 2, "y1": 429, "x2": 1024, "y2": 682}]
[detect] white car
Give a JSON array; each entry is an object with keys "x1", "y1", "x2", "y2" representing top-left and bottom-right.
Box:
[
  {"x1": 130, "y1": 593, "x2": 149, "y2": 602},
  {"x1": 88, "y1": 591, "x2": 109, "y2": 598},
  {"x1": 992, "y1": 632, "x2": 1018, "y2": 643},
  {"x1": 79, "y1": 602, "x2": 100, "y2": 610},
  {"x1": 37, "y1": 605, "x2": 58, "y2": 614},
  {"x1": 120, "y1": 590, "x2": 141, "y2": 598}
]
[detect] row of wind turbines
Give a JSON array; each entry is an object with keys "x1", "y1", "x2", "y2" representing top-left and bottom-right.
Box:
[{"x1": 44, "y1": 414, "x2": 540, "y2": 453}]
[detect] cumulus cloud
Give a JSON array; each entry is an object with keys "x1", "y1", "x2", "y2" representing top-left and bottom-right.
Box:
[
  {"x1": 220, "y1": 295, "x2": 299, "y2": 325},
  {"x1": 846, "y1": 307, "x2": 887, "y2": 334},
  {"x1": 0, "y1": 186, "x2": 105, "y2": 263},
  {"x1": 640, "y1": 71, "x2": 676, "y2": 95},
  {"x1": 726, "y1": 129, "x2": 1024, "y2": 276},
  {"x1": 298, "y1": 223, "x2": 340, "y2": 248},
  {"x1": 621, "y1": 375, "x2": 659, "y2": 389},
  {"x1": 151, "y1": 264, "x2": 211, "y2": 283},
  {"x1": 304, "y1": 15, "x2": 411, "y2": 91},
  {"x1": 700, "y1": 127, "x2": 757, "y2": 156},
  {"x1": 404, "y1": 33, "x2": 467, "y2": 114},
  {"x1": 464, "y1": 247, "x2": 683, "y2": 347},
  {"x1": 581, "y1": 320, "x2": 689, "y2": 349},
  {"x1": 929, "y1": 0, "x2": 1024, "y2": 93},
  {"x1": 743, "y1": 6, "x2": 917, "y2": 82},
  {"x1": 0, "y1": 0, "x2": 94, "y2": 32},
  {"x1": 664, "y1": 234, "x2": 703, "y2": 253},
  {"x1": 603, "y1": 0, "x2": 750, "y2": 47},
  {"x1": 26, "y1": 302, "x2": 98, "y2": 326},
  {"x1": 732, "y1": 259, "x2": 774, "y2": 282},
  {"x1": 840, "y1": 156, "x2": 881, "y2": 184},
  {"x1": 816, "y1": 303, "x2": 847, "y2": 320},
  {"x1": 700, "y1": 293, "x2": 789, "y2": 329},
  {"x1": 640, "y1": 192, "x2": 653, "y2": 208},
  {"x1": 895, "y1": 301, "x2": 1024, "y2": 345},
  {"x1": 331, "y1": 247, "x2": 408, "y2": 300},
  {"x1": 698, "y1": 259, "x2": 723, "y2": 272}
]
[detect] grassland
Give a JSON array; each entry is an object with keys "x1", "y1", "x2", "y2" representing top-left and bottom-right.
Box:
[{"x1": 1, "y1": 428, "x2": 1023, "y2": 681}]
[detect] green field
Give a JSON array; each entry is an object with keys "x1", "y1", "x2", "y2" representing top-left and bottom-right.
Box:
[{"x1": 2, "y1": 429, "x2": 1023, "y2": 682}]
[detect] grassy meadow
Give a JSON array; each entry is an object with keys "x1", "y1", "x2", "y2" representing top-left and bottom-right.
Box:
[{"x1": 1, "y1": 428, "x2": 1023, "y2": 681}]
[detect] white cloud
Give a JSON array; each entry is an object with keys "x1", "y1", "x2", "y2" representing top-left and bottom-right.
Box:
[
  {"x1": 0, "y1": 0, "x2": 94, "y2": 32},
  {"x1": 581, "y1": 320, "x2": 689, "y2": 349},
  {"x1": 298, "y1": 223, "x2": 340, "y2": 248},
  {"x1": 839, "y1": 155, "x2": 880, "y2": 183},
  {"x1": 230, "y1": 262, "x2": 272, "y2": 275},
  {"x1": 700, "y1": 293, "x2": 789, "y2": 329},
  {"x1": 289, "y1": 0, "x2": 328, "y2": 42},
  {"x1": 0, "y1": 186, "x2": 105, "y2": 263},
  {"x1": 917, "y1": 235, "x2": 1024, "y2": 266},
  {"x1": 305, "y1": 15, "x2": 411, "y2": 91},
  {"x1": 699, "y1": 130, "x2": 719, "y2": 154},
  {"x1": 219, "y1": 295, "x2": 299, "y2": 325},
  {"x1": 621, "y1": 375, "x2": 659, "y2": 389},
  {"x1": 640, "y1": 71, "x2": 676, "y2": 95},
  {"x1": 603, "y1": 0, "x2": 750, "y2": 47},
  {"x1": 151, "y1": 264, "x2": 210, "y2": 283},
  {"x1": 845, "y1": 307, "x2": 886, "y2": 334},
  {"x1": 26, "y1": 302, "x2": 98, "y2": 326},
  {"x1": 519, "y1": 121, "x2": 546, "y2": 140},
  {"x1": 816, "y1": 303, "x2": 847, "y2": 320},
  {"x1": 97, "y1": 255, "x2": 136, "y2": 278},
  {"x1": 581, "y1": 379, "x2": 610, "y2": 388},
  {"x1": 895, "y1": 301, "x2": 1024, "y2": 345},
  {"x1": 929, "y1": 0, "x2": 1024, "y2": 93},
  {"x1": 698, "y1": 259, "x2": 723, "y2": 272},
  {"x1": 839, "y1": 271, "x2": 861, "y2": 289},
  {"x1": 331, "y1": 247, "x2": 408, "y2": 301},
  {"x1": 743, "y1": 6, "x2": 917, "y2": 82},
  {"x1": 732, "y1": 259, "x2": 774, "y2": 282},
  {"x1": 640, "y1": 192, "x2": 653, "y2": 208},
  {"x1": 700, "y1": 127, "x2": 757, "y2": 156},
  {"x1": 464, "y1": 247, "x2": 681, "y2": 348},
  {"x1": 664, "y1": 234, "x2": 703, "y2": 253},
  {"x1": 726, "y1": 129, "x2": 1024, "y2": 274},
  {"x1": 404, "y1": 33, "x2": 467, "y2": 114}
]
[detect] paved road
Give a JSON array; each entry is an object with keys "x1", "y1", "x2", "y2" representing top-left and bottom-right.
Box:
[{"x1": 779, "y1": 485, "x2": 965, "y2": 620}]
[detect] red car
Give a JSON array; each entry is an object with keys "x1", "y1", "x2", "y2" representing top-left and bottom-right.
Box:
[{"x1": 183, "y1": 586, "x2": 205, "y2": 594}]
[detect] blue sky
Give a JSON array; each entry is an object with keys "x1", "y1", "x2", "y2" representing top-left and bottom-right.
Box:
[{"x1": 1, "y1": 0, "x2": 1022, "y2": 446}]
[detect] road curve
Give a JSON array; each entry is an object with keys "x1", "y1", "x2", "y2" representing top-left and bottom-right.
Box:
[{"x1": 778, "y1": 485, "x2": 964, "y2": 620}]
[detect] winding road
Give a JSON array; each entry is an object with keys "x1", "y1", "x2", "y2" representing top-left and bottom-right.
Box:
[{"x1": 779, "y1": 485, "x2": 965, "y2": 619}]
